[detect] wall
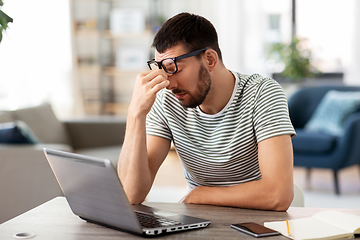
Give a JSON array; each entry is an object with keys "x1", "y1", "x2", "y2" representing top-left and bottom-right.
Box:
[
  {"x1": 344, "y1": 0, "x2": 360, "y2": 86},
  {"x1": 0, "y1": 0, "x2": 74, "y2": 118}
]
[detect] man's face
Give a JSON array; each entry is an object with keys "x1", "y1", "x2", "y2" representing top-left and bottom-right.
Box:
[
  {"x1": 172, "y1": 63, "x2": 211, "y2": 108},
  {"x1": 155, "y1": 45, "x2": 212, "y2": 108}
]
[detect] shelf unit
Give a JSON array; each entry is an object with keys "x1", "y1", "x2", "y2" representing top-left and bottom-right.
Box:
[{"x1": 71, "y1": 0, "x2": 161, "y2": 115}]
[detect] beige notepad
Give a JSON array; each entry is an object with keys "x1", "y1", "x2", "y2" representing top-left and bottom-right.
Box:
[{"x1": 264, "y1": 210, "x2": 360, "y2": 240}]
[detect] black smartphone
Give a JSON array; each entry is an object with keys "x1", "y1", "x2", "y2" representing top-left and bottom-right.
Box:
[{"x1": 231, "y1": 222, "x2": 280, "y2": 238}]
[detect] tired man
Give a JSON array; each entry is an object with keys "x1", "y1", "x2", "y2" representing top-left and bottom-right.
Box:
[{"x1": 118, "y1": 12, "x2": 296, "y2": 211}]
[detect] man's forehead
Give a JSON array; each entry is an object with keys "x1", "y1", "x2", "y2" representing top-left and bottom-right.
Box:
[{"x1": 154, "y1": 45, "x2": 187, "y2": 61}]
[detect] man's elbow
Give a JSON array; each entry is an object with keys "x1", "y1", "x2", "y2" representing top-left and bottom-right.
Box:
[
  {"x1": 127, "y1": 194, "x2": 146, "y2": 205},
  {"x1": 271, "y1": 189, "x2": 294, "y2": 211},
  {"x1": 122, "y1": 185, "x2": 147, "y2": 205}
]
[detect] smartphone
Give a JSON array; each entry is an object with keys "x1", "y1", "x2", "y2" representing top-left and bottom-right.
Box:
[{"x1": 231, "y1": 222, "x2": 280, "y2": 238}]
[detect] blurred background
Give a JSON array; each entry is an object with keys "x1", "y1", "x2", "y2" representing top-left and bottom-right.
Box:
[
  {"x1": 0, "y1": 0, "x2": 359, "y2": 118},
  {"x1": 0, "y1": 0, "x2": 359, "y2": 209}
]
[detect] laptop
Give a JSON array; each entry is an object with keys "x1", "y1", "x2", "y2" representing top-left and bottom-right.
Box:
[{"x1": 43, "y1": 148, "x2": 211, "y2": 236}]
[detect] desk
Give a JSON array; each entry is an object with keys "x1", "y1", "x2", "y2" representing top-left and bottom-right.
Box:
[{"x1": 1, "y1": 197, "x2": 359, "y2": 240}]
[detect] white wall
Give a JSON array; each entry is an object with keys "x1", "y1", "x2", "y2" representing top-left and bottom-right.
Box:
[
  {"x1": 0, "y1": 0, "x2": 73, "y2": 118},
  {"x1": 344, "y1": 0, "x2": 360, "y2": 85},
  {"x1": 297, "y1": 0, "x2": 356, "y2": 76}
]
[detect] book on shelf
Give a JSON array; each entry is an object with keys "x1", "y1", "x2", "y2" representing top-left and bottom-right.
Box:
[{"x1": 264, "y1": 210, "x2": 360, "y2": 240}]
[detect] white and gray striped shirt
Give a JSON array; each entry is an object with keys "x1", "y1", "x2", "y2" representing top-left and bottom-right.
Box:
[{"x1": 146, "y1": 72, "x2": 296, "y2": 190}]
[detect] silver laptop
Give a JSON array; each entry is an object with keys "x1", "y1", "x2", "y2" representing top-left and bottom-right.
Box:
[{"x1": 43, "y1": 148, "x2": 211, "y2": 236}]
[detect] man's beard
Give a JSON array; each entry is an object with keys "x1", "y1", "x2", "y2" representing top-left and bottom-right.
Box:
[{"x1": 172, "y1": 64, "x2": 211, "y2": 108}]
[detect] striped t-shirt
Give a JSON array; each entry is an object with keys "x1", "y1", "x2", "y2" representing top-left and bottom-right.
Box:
[{"x1": 146, "y1": 72, "x2": 296, "y2": 190}]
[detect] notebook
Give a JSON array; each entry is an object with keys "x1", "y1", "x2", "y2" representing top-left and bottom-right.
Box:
[
  {"x1": 264, "y1": 210, "x2": 360, "y2": 240},
  {"x1": 43, "y1": 148, "x2": 211, "y2": 237}
]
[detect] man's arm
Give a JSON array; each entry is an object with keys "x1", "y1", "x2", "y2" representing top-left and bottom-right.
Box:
[
  {"x1": 118, "y1": 70, "x2": 170, "y2": 204},
  {"x1": 180, "y1": 134, "x2": 294, "y2": 211}
]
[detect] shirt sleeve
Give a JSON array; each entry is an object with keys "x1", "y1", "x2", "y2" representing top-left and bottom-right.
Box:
[
  {"x1": 146, "y1": 90, "x2": 173, "y2": 141},
  {"x1": 252, "y1": 78, "x2": 296, "y2": 143}
]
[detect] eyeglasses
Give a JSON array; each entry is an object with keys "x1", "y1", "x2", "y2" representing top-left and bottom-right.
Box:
[{"x1": 147, "y1": 48, "x2": 208, "y2": 74}]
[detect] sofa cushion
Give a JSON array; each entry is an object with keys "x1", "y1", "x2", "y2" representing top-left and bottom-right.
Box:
[
  {"x1": 0, "y1": 121, "x2": 40, "y2": 144},
  {"x1": 292, "y1": 129, "x2": 337, "y2": 154},
  {"x1": 0, "y1": 111, "x2": 13, "y2": 124},
  {"x1": 304, "y1": 90, "x2": 360, "y2": 136},
  {"x1": 12, "y1": 104, "x2": 70, "y2": 144}
]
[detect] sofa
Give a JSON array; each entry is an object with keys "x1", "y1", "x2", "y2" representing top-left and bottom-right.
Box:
[
  {"x1": 288, "y1": 85, "x2": 360, "y2": 194},
  {"x1": 0, "y1": 103, "x2": 126, "y2": 223}
]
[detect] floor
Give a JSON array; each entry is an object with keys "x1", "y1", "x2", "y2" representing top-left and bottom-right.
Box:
[{"x1": 146, "y1": 150, "x2": 360, "y2": 209}]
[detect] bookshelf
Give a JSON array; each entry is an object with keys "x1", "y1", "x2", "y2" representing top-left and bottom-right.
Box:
[{"x1": 71, "y1": 0, "x2": 160, "y2": 115}]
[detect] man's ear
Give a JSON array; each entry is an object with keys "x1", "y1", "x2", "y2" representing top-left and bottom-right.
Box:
[{"x1": 204, "y1": 49, "x2": 218, "y2": 72}]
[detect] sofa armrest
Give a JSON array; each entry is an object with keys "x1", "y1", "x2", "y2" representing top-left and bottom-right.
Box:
[
  {"x1": 339, "y1": 112, "x2": 360, "y2": 166},
  {"x1": 63, "y1": 117, "x2": 126, "y2": 150},
  {"x1": 0, "y1": 144, "x2": 67, "y2": 224}
]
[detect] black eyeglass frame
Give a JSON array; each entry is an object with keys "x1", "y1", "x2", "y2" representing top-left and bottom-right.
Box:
[{"x1": 147, "y1": 48, "x2": 208, "y2": 74}]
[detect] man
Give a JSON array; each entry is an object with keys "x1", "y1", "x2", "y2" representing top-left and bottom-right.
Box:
[{"x1": 118, "y1": 12, "x2": 296, "y2": 211}]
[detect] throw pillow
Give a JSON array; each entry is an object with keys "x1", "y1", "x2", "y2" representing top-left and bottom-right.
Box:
[
  {"x1": 12, "y1": 103, "x2": 70, "y2": 144},
  {"x1": 304, "y1": 90, "x2": 360, "y2": 136},
  {"x1": 0, "y1": 121, "x2": 40, "y2": 144}
]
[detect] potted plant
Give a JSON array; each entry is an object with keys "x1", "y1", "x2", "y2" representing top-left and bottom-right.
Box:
[
  {"x1": 267, "y1": 37, "x2": 319, "y2": 82},
  {"x1": 0, "y1": 0, "x2": 13, "y2": 42}
]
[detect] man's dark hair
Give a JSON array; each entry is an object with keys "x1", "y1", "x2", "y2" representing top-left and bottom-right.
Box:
[{"x1": 152, "y1": 12, "x2": 223, "y2": 61}]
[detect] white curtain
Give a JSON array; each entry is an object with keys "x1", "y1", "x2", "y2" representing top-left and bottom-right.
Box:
[
  {"x1": 0, "y1": 0, "x2": 74, "y2": 118},
  {"x1": 215, "y1": 0, "x2": 269, "y2": 77},
  {"x1": 344, "y1": 0, "x2": 360, "y2": 86}
]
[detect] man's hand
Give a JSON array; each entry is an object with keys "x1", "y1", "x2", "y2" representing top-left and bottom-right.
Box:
[{"x1": 128, "y1": 70, "x2": 169, "y2": 118}]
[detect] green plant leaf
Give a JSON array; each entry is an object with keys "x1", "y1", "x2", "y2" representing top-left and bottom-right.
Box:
[
  {"x1": 0, "y1": 17, "x2": 6, "y2": 29},
  {"x1": 267, "y1": 37, "x2": 320, "y2": 81},
  {"x1": 0, "y1": 9, "x2": 12, "y2": 42},
  {"x1": 0, "y1": 10, "x2": 13, "y2": 29}
]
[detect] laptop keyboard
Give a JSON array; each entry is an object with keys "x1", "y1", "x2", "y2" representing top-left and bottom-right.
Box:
[{"x1": 135, "y1": 211, "x2": 182, "y2": 228}]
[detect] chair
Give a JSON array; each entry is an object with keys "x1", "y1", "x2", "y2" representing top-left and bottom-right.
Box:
[
  {"x1": 290, "y1": 183, "x2": 304, "y2": 207},
  {"x1": 288, "y1": 85, "x2": 360, "y2": 194}
]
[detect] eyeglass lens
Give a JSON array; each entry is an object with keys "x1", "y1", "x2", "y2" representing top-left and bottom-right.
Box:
[
  {"x1": 149, "y1": 59, "x2": 177, "y2": 74},
  {"x1": 162, "y1": 59, "x2": 177, "y2": 73},
  {"x1": 148, "y1": 62, "x2": 160, "y2": 70}
]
